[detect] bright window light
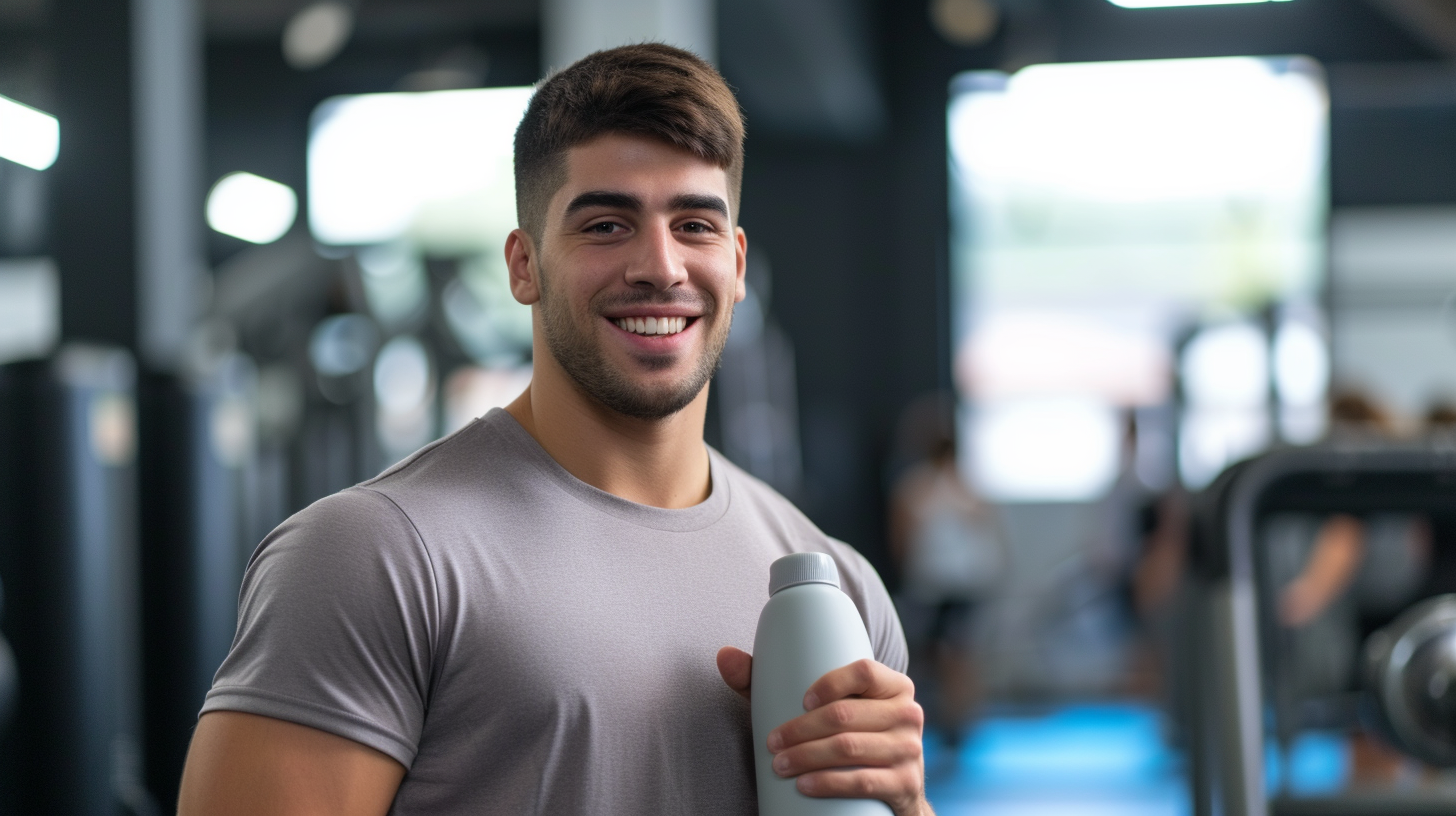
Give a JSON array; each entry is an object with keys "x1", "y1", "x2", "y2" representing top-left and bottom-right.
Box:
[
  {"x1": 1179, "y1": 408, "x2": 1269, "y2": 488},
  {"x1": 0, "y1": 93, "x2": 59, "y2": 171},
  {"x1": 958, "y1": 310, "x2": 1171, "y2": 405},
  {"x1": 1181, "y1": 323, "x2": 1269, "y2": 409},
  {"x1": 948, "y1": 57, "x2": 1327, "y2": 310},
  {"x1": 970, "y1": 397, "x2": 1121, "y2": 503},
  {"x1": 1272, "y1": 321, "x2": 1328, "y2": 407},
  {"x1": 1109, "y1": 0, "x2": 1291, "y2": 7},
  {"x1": 308, "y1": 86, "x2": 533, "y2": 250},
  {"x1": 206, "y1": 172, "x2": 298, "y2": 244}
]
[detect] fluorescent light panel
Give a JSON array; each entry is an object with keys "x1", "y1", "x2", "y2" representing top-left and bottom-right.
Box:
[
  {"x1": 1108, "y1": 0, "x2": 1291, "y2": 7},
  {"x1": 307, "y1": 86, "x2": 533, "y2": 248},
  {"x1": 207, "y1": 172, "x2": 298, "y2": 244},
  {"x1": 0, "y1": 93, "x2": 59, "y2": 171}
]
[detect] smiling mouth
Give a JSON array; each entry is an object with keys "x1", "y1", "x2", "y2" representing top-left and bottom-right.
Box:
[{"x1": 612, "y1": 316, "x2": 691, "y2": 337}]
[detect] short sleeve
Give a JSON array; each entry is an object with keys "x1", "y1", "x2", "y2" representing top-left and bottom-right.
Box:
[{"x1": 201, "y1": 487, "x2": 439, "y2": 767}]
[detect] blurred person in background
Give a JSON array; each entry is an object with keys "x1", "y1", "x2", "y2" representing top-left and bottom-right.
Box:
[
  {"x1": 1424, "y1": 400, "x2": 1456, "y2": 435},
  {"x1": 1264, "y1": 390, "x2": 1432, "y2": 786},
  {"x1": 889, "y1": 395, "x2": 1004, "y2": 752}
]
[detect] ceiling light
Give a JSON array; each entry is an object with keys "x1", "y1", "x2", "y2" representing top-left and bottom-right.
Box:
[
  {"x1": 0, "y1": 93, "x2": 58, "y2": 170},
  {"x1": 206, "y1": 172, "x2": 298, "y2": 244},
  {"x1": 930, "y1": 0, "x2": 1000, "y2": 47},
  {"x1": 1108, "y1": 0, "x2": 1292, "y2": 7},
  {"x1": 283, "y1": 1, "x2": 354, "y2": 70}
]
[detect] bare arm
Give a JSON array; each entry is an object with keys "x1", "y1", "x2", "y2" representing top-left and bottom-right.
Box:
[
  {"x1": 178, "y1": 711, "x2": 406, "y2": 816},
  {"x1": 1280, "y1": 513, "x2": 1365, "y2": 628}
]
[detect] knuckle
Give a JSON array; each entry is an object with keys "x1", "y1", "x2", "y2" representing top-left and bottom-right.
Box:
[
  {"x1": 902, "y1": 701, "x2": 925, "y2": 728},
  {"x1": 834, "y1": 732, "x2": 865, "y2": 760},
  {"x1": 854, "y1": 658, "x2": 877, "y2": 681},
  {"x1": 827, "y1": 700, "x2": 856, "y2": 727},
  {"x1": 852, "y1": 773, "x2": 878, "y2": 798},
  {"x1": 892, "y1": 767, "x2": 920, "y2": 799}
]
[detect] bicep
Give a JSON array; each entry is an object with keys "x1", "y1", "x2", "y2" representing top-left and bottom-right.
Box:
[{"x1": 178, "y1": 711, "x2": 406, "y2": 816}]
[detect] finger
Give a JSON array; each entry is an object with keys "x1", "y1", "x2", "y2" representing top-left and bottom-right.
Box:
[
  {"x1": 804, "y1": 659, "x2": 912, "y2": 710},
  {"x1": 716, "y1": 646, "x2": 752, "y2": 699},
  {"x1": 795, "y1": 763, "x2": 924, "y2": 805},
  {"x1": 768, "y1": 696, "x2": 923, "y2": 751},
  {"x1": 771, "y1": 729, "x2": 923, "y2": 778}
]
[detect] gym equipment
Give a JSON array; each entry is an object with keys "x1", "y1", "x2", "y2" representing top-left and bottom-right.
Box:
[
  {"x1": 1363, "y1": 595, "x2": 1456, "y2": 769},
  {"x1": 138, "y1": 353, "x2": 256, "y2": 804},
  {"x1": 1190, "y1": 444, "x2": 1456, "y2": 816},
  {"x1": 0, "y1": 345, "x2": 154, "y2": 815}
]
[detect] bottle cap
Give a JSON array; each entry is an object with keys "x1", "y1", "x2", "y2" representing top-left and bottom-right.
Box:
[{"x1": 769, "y1": 552, "x2": 841, "y2": 595}]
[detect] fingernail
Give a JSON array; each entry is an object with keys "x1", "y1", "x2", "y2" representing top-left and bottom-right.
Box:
[
  {"x1": 767, "y1": 732, "x2": 783, "y2": 752},
  {"x1": 803, "y1": 692, "x2": 820, "y2": 710},
  {"x1": 773, "y1": 754, "x2": 790, "y2": 775}
]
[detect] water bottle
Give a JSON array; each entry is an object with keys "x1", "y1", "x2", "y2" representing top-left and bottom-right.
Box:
[{"x1": 751, "y1": 552, "x2": 894, "y2": 816}]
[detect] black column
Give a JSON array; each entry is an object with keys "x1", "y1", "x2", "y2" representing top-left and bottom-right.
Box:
[
  {"x1": 2, "y1": 1, "x2": 208, "y2": 813},
  {"x1": 50, "y1": 0, "x2": 138, "y2": 350}
]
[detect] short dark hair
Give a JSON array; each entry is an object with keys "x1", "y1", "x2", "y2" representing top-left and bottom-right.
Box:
[{"x1": 513, "y1": 44, "x2": 745, "y2": 243}]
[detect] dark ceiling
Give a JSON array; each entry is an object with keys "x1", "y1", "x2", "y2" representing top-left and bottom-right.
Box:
[{"x1": 204, "y1": 0, "x2": 536, "y2": 41}]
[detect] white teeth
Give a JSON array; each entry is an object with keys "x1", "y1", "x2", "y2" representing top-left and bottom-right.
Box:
[{"x1": 614, "y1": 316, "x2": 689, "y2": 336}]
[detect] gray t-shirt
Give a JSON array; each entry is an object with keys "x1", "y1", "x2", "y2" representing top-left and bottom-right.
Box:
[{"x1": 203, "y1": 408, "x2": 907, "y2": 814}]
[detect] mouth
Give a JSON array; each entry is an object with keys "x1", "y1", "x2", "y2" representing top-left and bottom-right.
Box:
[{"x1": 610, "y1": 315, "x2": 693, "y2": 337}]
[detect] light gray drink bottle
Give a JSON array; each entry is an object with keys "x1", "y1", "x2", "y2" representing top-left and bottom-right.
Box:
[{"x1": 751, "y1": 552, "x2": 894, "y2": 816}]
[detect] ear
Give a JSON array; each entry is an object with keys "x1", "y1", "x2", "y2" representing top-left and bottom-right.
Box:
[
  {"x1": 733, "y1": 227, "x2": 748, "y2": 304},
  {"x1": 505, "y1": 228, "x2": 541, "y2": 306}
]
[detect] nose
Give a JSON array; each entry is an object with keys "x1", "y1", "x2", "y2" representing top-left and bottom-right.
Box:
[{"x1": 624, "y1": 219, "x2": 689, "y2": 290}]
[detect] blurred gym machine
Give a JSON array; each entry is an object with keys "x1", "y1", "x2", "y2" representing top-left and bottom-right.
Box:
[
  {"x1": 137, "y1": 354, "x2": 257, "y2": 804},
  {"x1": 1190, "y1": 444, "x2": 1456, "y2": 816},
  {"x1": 0, "y1": 346, "x2": 154, "y2": 815}
]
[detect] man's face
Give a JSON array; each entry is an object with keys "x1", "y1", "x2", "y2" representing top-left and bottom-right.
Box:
[{"x1": 517, "y1": 133, "x2": 746, "y2": 420}]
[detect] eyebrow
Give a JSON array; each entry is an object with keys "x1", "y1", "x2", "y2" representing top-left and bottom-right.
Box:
[
  {"x1": 565, "y1": 191, "x2": 642, "y2": 216},
  {"x1": 563, "y1": 190, "x2": 730, "y2": 219},
  {"x1": 668, "y1": 193, "x2": 729, "y2": 218}
]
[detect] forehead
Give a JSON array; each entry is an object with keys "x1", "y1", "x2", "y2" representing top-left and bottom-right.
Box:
[{"x1": 556, "y1": 133, "x2": 730, "y2": 206}]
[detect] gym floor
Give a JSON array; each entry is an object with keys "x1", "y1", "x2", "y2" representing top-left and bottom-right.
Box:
[
  {"x1": 922, "y1": 703, "x2": 1189, "y2": 816},
  {"x1": 923, "y1": 702, "x2": 1360, "y2": 815}
]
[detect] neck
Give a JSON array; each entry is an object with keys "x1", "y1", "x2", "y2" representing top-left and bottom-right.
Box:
[{"x1": 505, "y1": 348, "x2": 712, "y2": 510}]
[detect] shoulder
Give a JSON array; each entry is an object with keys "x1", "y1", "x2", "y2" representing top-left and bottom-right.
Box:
[
  {"x1": 349, "y1": 409, "x2": 546, "y2": 530},
  {"x1": 712, "y1": 448, "x2": 875, "y2": 573},
  {"x1": 248, "y1": 486, "x2": 432, "y2": 591},
  {"x1": 361, "y1": 411, "x2": 517, "y2": 495},
  {"x1": 711, "y1": 449, "x2": 821, "y2": 540},
  {"x1": 712, "y1": 451, "x2": 907, "y2": 669}
]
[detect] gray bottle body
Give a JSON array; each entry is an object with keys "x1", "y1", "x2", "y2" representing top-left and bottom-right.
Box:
[{"x1": 751, "y1": 555, "x2": 893, "y2": 816}]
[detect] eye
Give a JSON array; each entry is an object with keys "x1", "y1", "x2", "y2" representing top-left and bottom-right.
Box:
[
  {"x1": 586, "y1": 221, "x2": 624, "y2": 235},
  {"x1": 679, "y1": 221, "x2": 715, "y2": 234}
]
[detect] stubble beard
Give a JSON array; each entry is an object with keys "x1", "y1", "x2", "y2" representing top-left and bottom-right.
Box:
[{"x1": 536, "y1": 264, "x2": 731, "y2": 420}]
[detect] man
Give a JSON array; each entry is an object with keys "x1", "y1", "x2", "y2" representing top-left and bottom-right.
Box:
[{"x1": 179, "y1": 44, "x2": 931, "y2": 815}]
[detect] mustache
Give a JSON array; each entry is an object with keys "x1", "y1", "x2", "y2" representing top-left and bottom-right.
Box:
[{"x1": 593, "y1": 289, "x2": 715, "y2": 313}]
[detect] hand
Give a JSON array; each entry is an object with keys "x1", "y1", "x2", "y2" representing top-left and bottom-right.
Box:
[{"x1": 716, "y1": 647, "x2": 933, "y2": 816}]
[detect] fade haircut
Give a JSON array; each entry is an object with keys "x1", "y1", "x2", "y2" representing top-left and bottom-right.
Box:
[{"x1": 513, "y1": 43, "x2": 745, "y2": 244}]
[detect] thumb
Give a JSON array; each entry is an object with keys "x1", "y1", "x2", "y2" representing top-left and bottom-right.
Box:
[{"x1": 716, "y1": 646, "x2": 752, "y2": 700}]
